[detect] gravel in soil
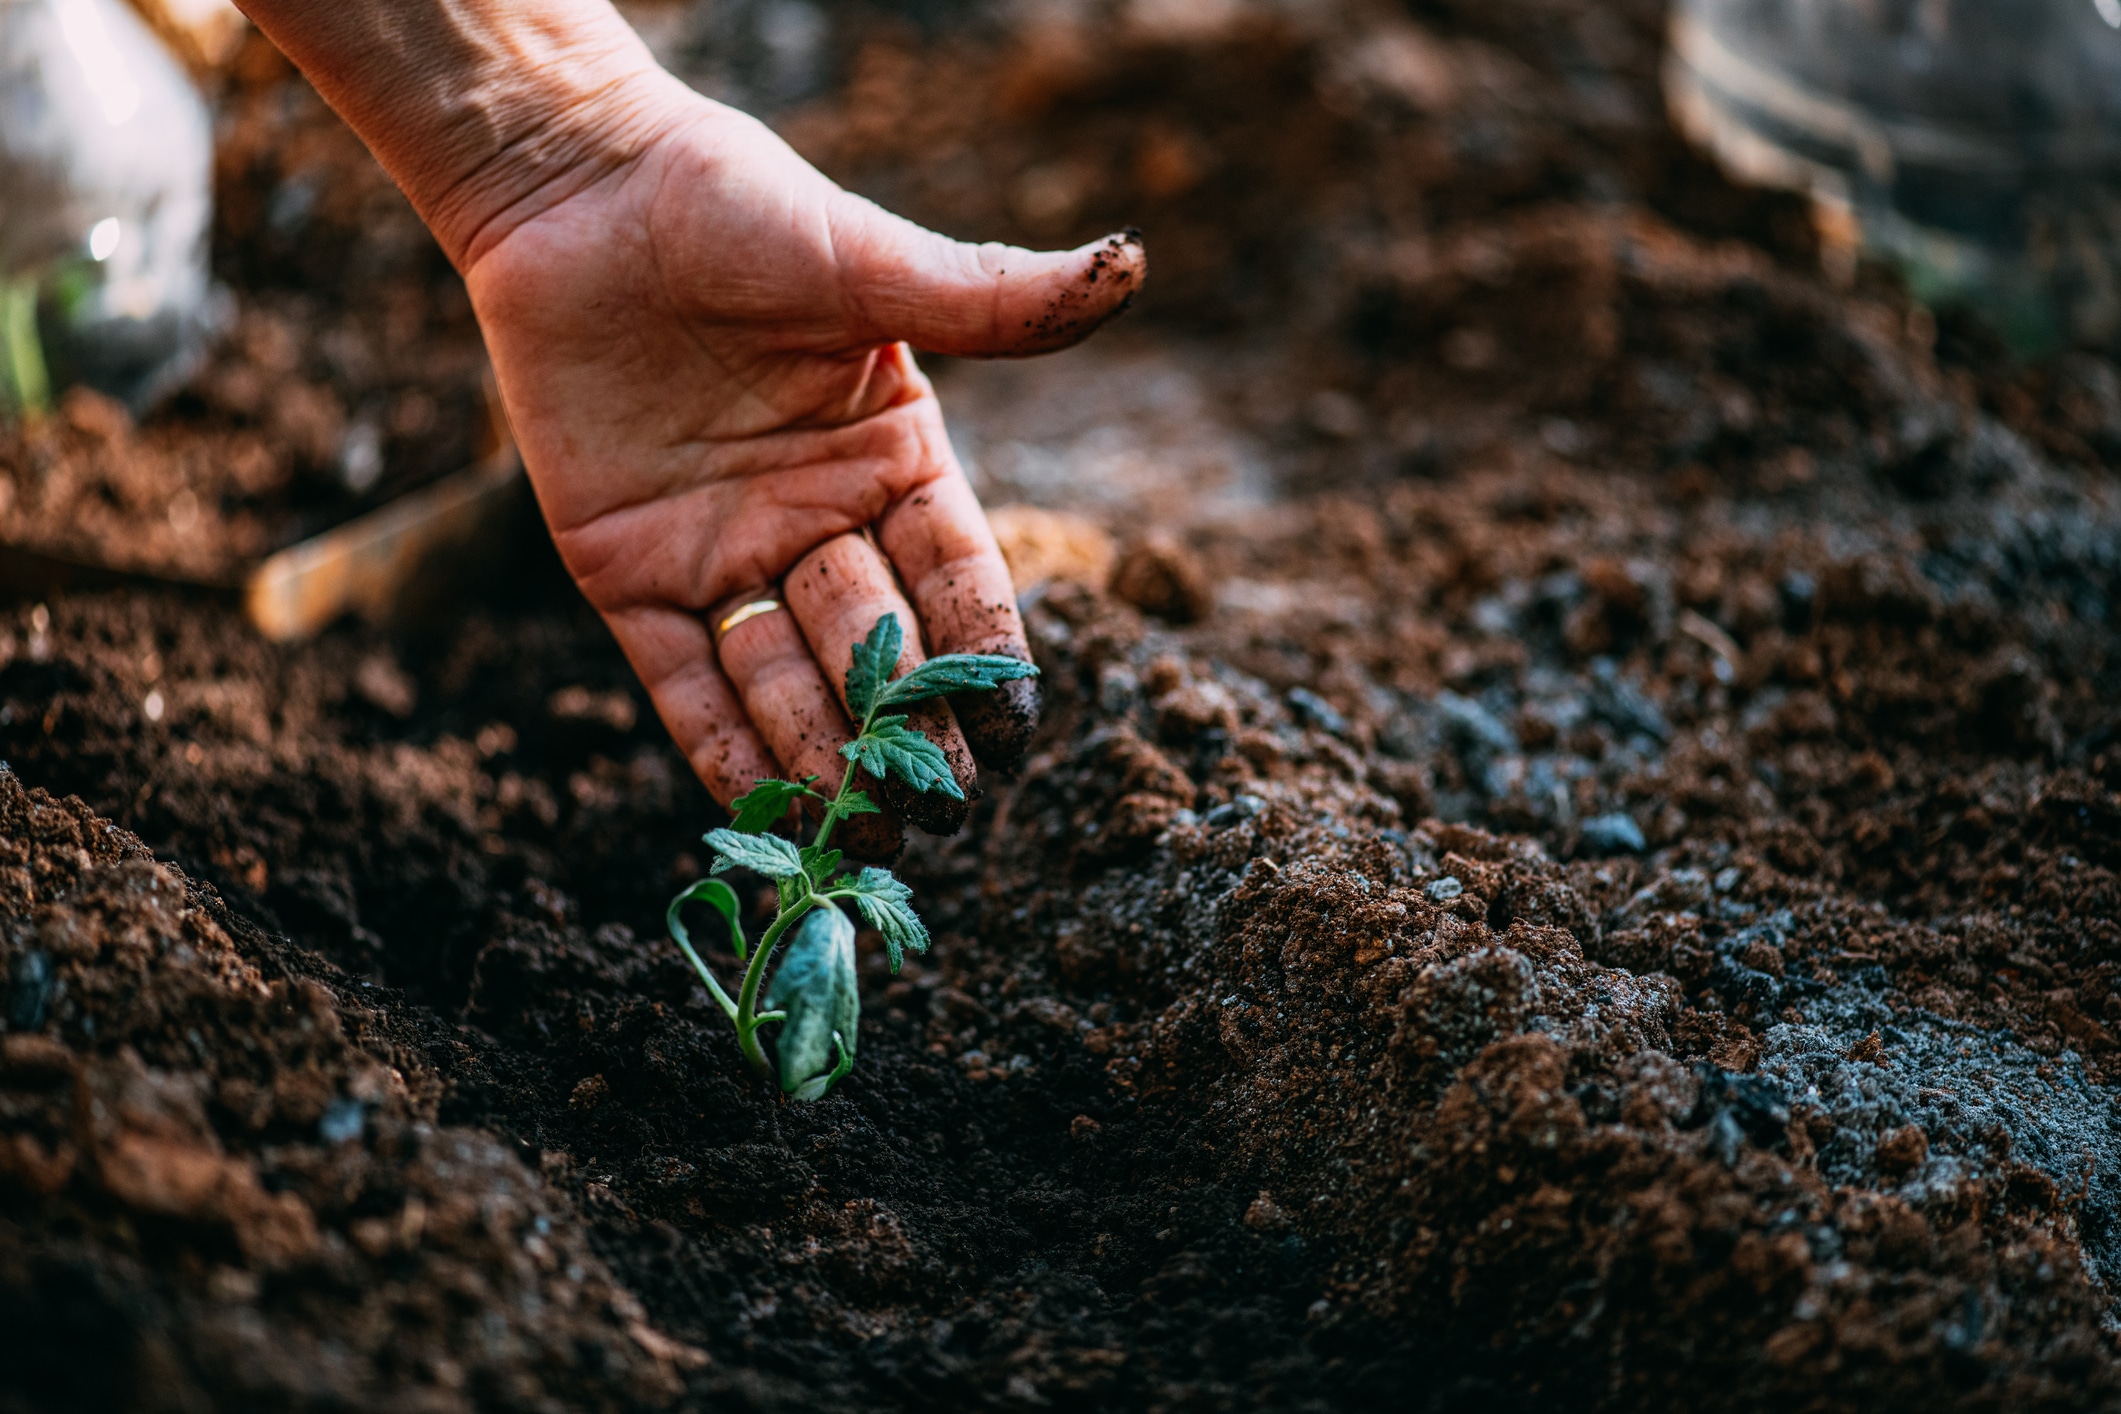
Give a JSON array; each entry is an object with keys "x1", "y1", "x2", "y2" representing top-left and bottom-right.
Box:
[{"x1": 2, "y1": 0, "x2": 2121, "y2": 1410}]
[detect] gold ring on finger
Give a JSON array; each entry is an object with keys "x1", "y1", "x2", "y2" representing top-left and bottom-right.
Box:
[{"x1": 715, "y1": 598, "x2": 784, "y2": 639}]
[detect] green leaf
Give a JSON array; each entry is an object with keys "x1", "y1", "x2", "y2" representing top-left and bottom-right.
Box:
[
  {"x1": 840, "y1": 716, "x2": 962, "y2": 799},
  {"x1": 666, "y1": 877, "x2": 745, "y2": 1013},
  {"x1": 727, "y1": 777, "x2": 818, "y2": 834},
  {"x1": 837, "y1": 789, "x2": 880, "y2": 817},
  {"x1": 874, "y1": 653, "x2": 1039, "y2": 709},
  {"x1": 788, "y1": 1032, "x2": 853, "y2": 1103},
  {"x1": 704, "y1": 827, "x2": 805, "y2": 879},
  {"x1": 844, "y1": 866, "x2": 929, "y2": 972},
  {"x1": 799, "y1": 844, "x2": 843, "y2": 890},
  {"x1": 667, "y1": 876, "x2": 747, "y2": 959},
  {"x1": 844, "y1": 614, "x2": 903, "y2": 721},
  {"x1": 764, "y1": 906, "x2": 859, "y2": 1096}
]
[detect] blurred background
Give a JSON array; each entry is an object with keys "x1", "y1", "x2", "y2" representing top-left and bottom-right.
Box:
[{"x1": 3, "y1": 0, "x2": 2120, "y2": 611}]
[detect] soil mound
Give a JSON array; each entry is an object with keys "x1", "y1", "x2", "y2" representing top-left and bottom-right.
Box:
[{"x1": 0, "y1": 769, "x2": 686, "y2": 1411}]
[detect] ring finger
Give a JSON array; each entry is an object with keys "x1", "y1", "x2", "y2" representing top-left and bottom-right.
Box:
[{"x1": 710, "y1": 589, "x2": 904, "y2": 861}]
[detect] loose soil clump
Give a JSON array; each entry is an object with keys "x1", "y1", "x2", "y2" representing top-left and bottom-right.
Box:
[{"x1": 3, "y1": 0, "x2": 2121, "y2": 1410}]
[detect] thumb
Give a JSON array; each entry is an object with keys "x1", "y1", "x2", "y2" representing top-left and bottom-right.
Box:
[{"x1": 830, "y1": 194, "x2": 1145, "y2": 358}]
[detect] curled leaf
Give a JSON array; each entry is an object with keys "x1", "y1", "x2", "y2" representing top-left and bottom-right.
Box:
[
  {"x1": 666, "y1": 877, "x2": 745, "y2": 1015},
  {"x1": 764, "y1": 906, "x2": 859, "y2": 1096},
  {"x1": 788, "y1": 1033, "x2": 854, "y2": 1102}
]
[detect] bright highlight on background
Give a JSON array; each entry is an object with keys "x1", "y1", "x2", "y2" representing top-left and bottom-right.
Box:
[
  {"x1": 54, "y1": 0, "x2": 141, "y2": 125},
  {"x1": 2099, "y1": 0, "x2": 2121, "y2": 29},
  {"x1": 87, "y1": 217, "x2": 121, "y2": 261}
]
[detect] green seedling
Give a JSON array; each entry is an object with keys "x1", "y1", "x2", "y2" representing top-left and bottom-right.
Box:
[
  {"x1": 0, "y1": 277, "x2": 50, "y2": 420},
  {"x1": 667, "y1": 613, "x2": 1037, "y2": 1100}
]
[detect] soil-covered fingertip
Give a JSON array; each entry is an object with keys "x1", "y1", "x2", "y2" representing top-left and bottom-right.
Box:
[
  {"x1": 1001, "y1": 231, "x2": 1146, "y2": 358},
  {"x1": 951, "y1": 673, "x2": 1041, "y2": 769},
  {"x1": 882, "y1": 769, "x2": 975, "y2": 836},
  {"x1": 830, "y1": 791, "x2": 906, "y2": 862}
]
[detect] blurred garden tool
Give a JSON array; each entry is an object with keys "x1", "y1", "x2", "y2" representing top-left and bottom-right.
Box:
[
  {"x1": 243, "y1": 435, "x2": 526, "y2": 643},
  {"x1": 0, "y1": 0, "x2": 526, "y2": 640},
  {"x1": 0, "y1": 373, "x2": 526, "y2": 641},
  {"x1": 0, "y1": 0, "x2": 218, "y2": 416},
  {"x1": 1668, "y1": 0, "x2": 2121, "y2": 353},
  {"x1": 240, "y1": 369, "x2": 525, "y2": 641}
]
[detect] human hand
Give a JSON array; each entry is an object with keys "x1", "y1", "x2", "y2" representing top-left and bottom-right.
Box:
[{"x1": 456, "y1": 81, "x2": 1142, "y2": 853}]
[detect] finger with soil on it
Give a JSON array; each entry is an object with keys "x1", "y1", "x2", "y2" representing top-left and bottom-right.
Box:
[{"x1": 785, "y1": 531, "x2": 977, "y2": 834}]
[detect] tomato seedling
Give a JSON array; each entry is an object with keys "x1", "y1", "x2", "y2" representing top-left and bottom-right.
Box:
[{"x1": 667, "y1": 614, "x2": 1036, "y2": 1100}]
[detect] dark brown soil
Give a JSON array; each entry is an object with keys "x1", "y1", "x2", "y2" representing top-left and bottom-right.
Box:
[{"x1": 3, "y1": 1, "x2": 2121, "y2": 1410}]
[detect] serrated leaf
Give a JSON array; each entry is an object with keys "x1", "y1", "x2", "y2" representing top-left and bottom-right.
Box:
[
  {"x1": 874, "y1": 653, "x2": 1039, "y2": 709},
  {"x1": 837, "y1": 789, "x2": 880, "y2": 817},
  {"x1": 845, "y1": 866, "x2": 929, "y2": 972},
  {"x1": 764, "y1": 906, "x2": 859, "y2": 1096},
  {"x1": 799, "y1": 844, "x2": 843, "y2": 889},
  {"x1": 840, "y1": 716, "x2": 962, "y2": 799},
  {"x1": 727, "y1": 777, "x2": 817, "y2": 834},
  {"x1": 844, "y1": 614, "x2": 903, "y2": 721},
  {"x1": 704, "y1": 827, "x2": 805, "y2": 879}
]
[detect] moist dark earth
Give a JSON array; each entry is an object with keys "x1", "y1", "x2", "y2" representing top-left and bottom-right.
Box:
[{"x1": 5, "y1": 0, "x2": 2121, "y2": 1410}]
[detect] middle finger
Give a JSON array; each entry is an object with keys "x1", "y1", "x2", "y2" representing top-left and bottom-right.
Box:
[{"x1": 783, "y1": 531, "x2": 979, "y2": 835}]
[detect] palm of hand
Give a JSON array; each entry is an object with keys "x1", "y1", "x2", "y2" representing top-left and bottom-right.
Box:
[{"x1": 461, "y1": 90, "x2": 1141, "y2": 849}]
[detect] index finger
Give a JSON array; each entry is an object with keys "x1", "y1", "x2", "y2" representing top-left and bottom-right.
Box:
[{"x1": 874, "y1": 467, "x2": 1039, "y2": 770}]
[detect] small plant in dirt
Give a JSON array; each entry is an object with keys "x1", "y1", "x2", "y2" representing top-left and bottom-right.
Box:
[{"x1": 667, "y1": 614, "x2": 1036, "y2": 1100}]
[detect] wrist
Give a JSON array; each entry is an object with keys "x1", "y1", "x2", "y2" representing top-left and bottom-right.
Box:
[
  {"x1": 436, "y1": 53, "x2": 689, "y2": 272},
  {"x1": 235, "y1": 0, "x2": 685, "y2": 268}
]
